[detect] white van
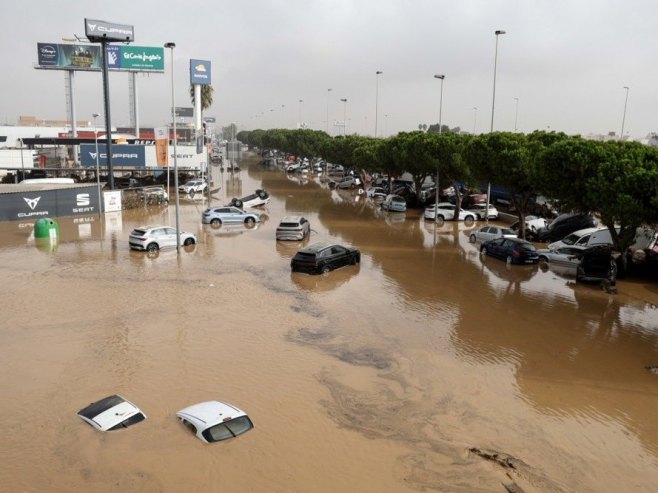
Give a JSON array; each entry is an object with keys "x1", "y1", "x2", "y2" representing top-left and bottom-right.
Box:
[{"x1": 548, "y1": 227, "x2": 613, "y2": 250}]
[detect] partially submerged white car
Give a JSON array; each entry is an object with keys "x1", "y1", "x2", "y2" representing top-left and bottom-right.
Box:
[
  {"x1": 177, "y1": 400, "x2": 254, "y2": 443},
  {"x1": 77, "y1": 394, "x2": 147, "y2": 431}
]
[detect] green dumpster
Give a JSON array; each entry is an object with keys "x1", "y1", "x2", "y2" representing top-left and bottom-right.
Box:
[{"x1": 34, "y1": 218, "x2": 60, "y2": 240}]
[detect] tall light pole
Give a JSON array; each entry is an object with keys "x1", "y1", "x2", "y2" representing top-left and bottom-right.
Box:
[
  {"x1": 326, "y1": 88, "x2": 332, "y2": 134},
  {"x1": 472, "y1": 107, "x2": 478, "y2": 134},
  {"x1": 165, "y1": 41, "x2": 181, "y2": 253},
  {"x1": 375, "y1": 71, "x2": 383, "y2": 137},
  {"x1": 490, "y1": 29, "x2": 506, "y2": 132},
  {"x1": 620, "y1": 86, "x2": 630, "y2": 140},
  {"x1": 434, "y1": 74, "x2": 445, "y2": 133},
  {"x1": 514, "y1": 97, "x2": 519, "y2": 131},
  {"x1": 340, "y1": 98, "x2": 348, "y2": 135},
  {"x1": 298, "y1": 99, "x2": 303, "y2": 129},
  {"x1": 92, "y1": 113, "x2": 102, "y2": 215}
]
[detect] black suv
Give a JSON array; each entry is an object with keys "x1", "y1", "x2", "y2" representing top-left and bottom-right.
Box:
[
  {"x1": 536, "y1": 213, "x2": 596, "y2": 242},
  {"x1": 291, "y1": 242, "x2": 360, "y2": 275}
]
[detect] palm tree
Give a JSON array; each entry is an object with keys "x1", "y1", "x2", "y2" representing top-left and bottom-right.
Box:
[{"x1": 190, "y1": 84, "x2": 214, "y2": 112}]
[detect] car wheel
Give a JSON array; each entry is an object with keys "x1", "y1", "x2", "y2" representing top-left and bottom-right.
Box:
[
  {"x1": 321, "y1": 266, "x2": 331, "y2": 274},
  {"x1": 480, "y1": 247, "x2": 487, "y2": 256},
  {"x1": 210, "y1": 218, "x2": 221, "y2": 227},
  {"x1": 233, "y1": 199, "x2": 243, "y2": 208},
  {"x1": 183, "y1": 237, "x2": 195, "y2": 246},
  {"x1": 464, "y1": 215, "x2": 475, "y2": 225},
  {"x1": 146, "y1": 242, "x2": 159, "y2": 253},
  {"x1": 469, "y1": 234, "x2": 476, "y2": 243},
  {"x1": 539, "y1": 255, "x2": 548, "y2": 264}
]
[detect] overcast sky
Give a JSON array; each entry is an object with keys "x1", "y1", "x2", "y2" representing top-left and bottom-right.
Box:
[{"x1": 1, "y1": 0, "x2": 656, "y2": 139}]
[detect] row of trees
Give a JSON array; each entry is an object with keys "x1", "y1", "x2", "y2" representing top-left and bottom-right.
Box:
[{"x1": 236, "y1": 128, "x2": 658, "y2": 253}]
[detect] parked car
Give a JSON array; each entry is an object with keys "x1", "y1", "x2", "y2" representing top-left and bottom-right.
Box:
[
  {"x1": 201, "y1": 206, "x2": 261, "y2": 227},
  {"x1": 467, "y1": 203, "x2": 499, "y2": 220},
  {"x1": 469, "y1": 225, "x2": 516, "y2": 243},
  {"x1": 366, "y1": 186, "x2": 387, "y2": 200},
  {"x1": 333, "y1": 175, "x2": 362, "y2": 189},
  {"x1": 381, "y1": 194, "x2": 407, "y2": 212},
  {"x1": 129, "y1": 225, "x2": 197, "y2": 252},
  {"x1": 78, "y1": 395, "x2": 146, "y2": 431},
  {"x1": 229, "y1": 189, "x2": 270, "y2": 208},
  {"x1": 509, "y1": 215, "x2": 549, "y2": 236},
  {"x1": 576, "y1": 245, "x2": 619, "y2": 285},
  {"x1": 276, "y1": 216, "x2": 311, "y2": 241},
  {"x1": 137, "y1": 185, "x2": 168, "y2": 205},
  {"x1": 547, "y1": 227, "x2": 608, "y2": 250},
  {"x1": 536, "y1": 245, "x2": 587, "y2": 267},
  {"x1": 424, "y1": 202, "x2": 476, "y2": 222},
  {"x1": 177, "y1": 401, "x2": 254, "y2": 443},
  {"x1": 480, "y1": 237, "x2": 540, "y2": 264},
  {"x1": 179, "y1": 179, "x2": 208, "y2": 194},
  {"x1": 536, "y1": 213, "x2": 596, "y2": 242},
  {"x1": 291, "y1": 242, "x2": 361, "y2": 274}
]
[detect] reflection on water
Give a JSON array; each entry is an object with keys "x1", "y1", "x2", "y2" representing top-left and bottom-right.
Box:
[{"x1": 0, "y1": 154, "x2": 657, "y2": 492}]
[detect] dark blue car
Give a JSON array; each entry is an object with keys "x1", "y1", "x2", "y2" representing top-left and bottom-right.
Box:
[{"x1": 480, "y1": 237, "x2": 539, "y2": 264}]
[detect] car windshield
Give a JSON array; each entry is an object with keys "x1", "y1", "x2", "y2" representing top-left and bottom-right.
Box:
[
  {"x1": 203, "y1": 416, "x2": 254, "y2": 442},
  {"x1": 561, "y1": 233, "x2": 579, "y2": 245}
]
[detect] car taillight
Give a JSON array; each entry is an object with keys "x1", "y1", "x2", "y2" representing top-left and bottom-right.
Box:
[{"x1": 512, "y1": 248, "x2": 521, "y2": 257}]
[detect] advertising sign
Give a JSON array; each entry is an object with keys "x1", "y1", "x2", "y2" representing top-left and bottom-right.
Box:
[
  {"x1": 37, "y1": 43, "x2": 102, "y2": 69},
  {"x1": 103, "y1": 191, "x2": 123, "y2": 213},
  {"x1": 36, "y1": 43, "x2": 163, "y2": 73},
  {"x1": 154, "y1": 127, "x2": 169, "y2": 167},
  {"x1": 80, "y1": 144, "x2": 146, "y2": 167},
  {"x1": 85, "y1": 18, "x2": 134, "y2": 43},
  {"x1": 175, "y1": 107, "x2": 194, "y2": 117},
  {"x1": 0, "y1": 186, "x2": 101, "y2": 221},
  {"x1": 190, "y1": 59, "x2": 211, "y2": 85},
  {"x1": 115, "y1": 46, "x2": 164, "y2": 71}
]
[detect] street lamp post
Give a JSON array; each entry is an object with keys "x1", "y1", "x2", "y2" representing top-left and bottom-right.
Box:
[
  {"x1": 620, "y1": 86, "x2": 630, "y2": 140},
  {"x1": 490, "y1": 29, "x2": 506, "y2": 132},
  {"x1": 164, "y1": 41, "x2": 181, "y2": 254},
  {"x1": 434, "y1": 74, "x2": 445, "y2": 133},
  {"x1": 375, "y1": 71, "x2": 383, "y2": 137},
  {"x1": 340, "y1": 98, "x2": 347, "y2": 135},
  {"x1": 472, "y1": 107, "x2": 478, "y2": 134},
  {"x1": 514, "y1": 97, "x2": 519, "y2": 132},
  {"x1": 298, "y1": 99, "x2": 303, "y2": 129},
  {"x1": 326, "y1": 88, "x2": 332, "y2": 134},
  {"x1": 92, "y1": 113, "x2": 102, "y2": 215}
]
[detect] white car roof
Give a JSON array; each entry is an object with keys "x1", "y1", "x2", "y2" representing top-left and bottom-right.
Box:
[
  {"x1": 78, "y1": 395, "x2": 145, "y2": 431},
  {"x1": 281, "y1": 215, "x2": 303, "y2": 223},
  {"x1": 176, "y1": 401, "x2": 248, "y2": 430}
]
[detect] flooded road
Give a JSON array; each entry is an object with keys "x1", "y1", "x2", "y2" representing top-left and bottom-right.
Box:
[{"x1": 1, "y1": 154, "x2": 657, "y2": 492}]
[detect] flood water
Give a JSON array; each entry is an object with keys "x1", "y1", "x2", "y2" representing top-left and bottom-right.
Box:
[{"x1": 1, "y1": 154, "x2": 657, "y2": 492}]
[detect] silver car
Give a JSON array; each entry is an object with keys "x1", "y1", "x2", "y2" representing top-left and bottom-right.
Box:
[
  {"x1": 129, "y1": 225, "x2": 197, "y2": 252},
  {"x1": 469, "y1": 225, "x2": 516, "y2": 243},
  {"x1": 179, "y1": 179, "x2": 208, "y2": 194},
  {"x1": 201, "y1": 206, "x2": 261, "y2": 227},
  {"x1": 276, "y1": 216, "x2": 311, "y2": 240}
]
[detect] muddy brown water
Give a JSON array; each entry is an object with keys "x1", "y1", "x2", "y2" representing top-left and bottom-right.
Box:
[{"x1": 1, "y1": 154, "x2": 657, "y2": 492}]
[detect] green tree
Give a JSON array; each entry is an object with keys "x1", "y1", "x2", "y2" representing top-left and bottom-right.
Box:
[{"x1": 189, "y1": 84, "x2": 214, "y2": 112}]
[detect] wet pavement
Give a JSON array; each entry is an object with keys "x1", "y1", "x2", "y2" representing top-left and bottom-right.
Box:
[{"x1": 1, "y1": 153, "x2": 657, "y2": 492}]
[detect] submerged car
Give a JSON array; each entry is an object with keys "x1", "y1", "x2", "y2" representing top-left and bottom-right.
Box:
[
  {"x1": 229, "y1": 189, "x2": 270, "y2": 208},
  {"x1": 276, "y1": 216, "x2": 311, "y2": 240},
  {"x1": 291, "y1": 242, "x2": 361, "y2": 274},
  {"x1": 179, "y1": 179, "x2": 208, "y2": 194},
  {"x1": 138, "y1": 185, "x2": 169, "y2": 205},
  {"x1": 201, "y1": 206, "x2": 261, "y2": 227},
  {"x1": 177, "y1": 401, "x2": 254, "y2": 443},
  {"x1": 129, "y1": 225, "x2": 197, "y2": 252},
  {"x1": 381, "y1": 194, "x2": 407, "y2": 212},
  {"x1": 467, "y1": 203, "x2": 499, "y2": 220},
  {"x1": 78, "y1": 395, "x2": 147, "y2": 431},
  {"x1": 536, "y1": 245, "x2": 587, "y2": 268},
  {"x1": 480, "y1": 237, "x2": 540, "y2": 264},
  {"x1": 509, "y1": 215, "x2": 549, "y2": 236},
  {"x1": 424, "y1": 202, "x2": 476, "y2": 222},
  {"x1": 469, "y1": 225, "x2": 516, "y2": 243},
  {"x1": 366, "y1": 186, "x2": 387, "y2": 200},
  {"x1": 576, "y1": 245, "x2": 618, "y2": 284},
  {"x1": 536, "y1": 213, "x2": 596, "y2": 242}
]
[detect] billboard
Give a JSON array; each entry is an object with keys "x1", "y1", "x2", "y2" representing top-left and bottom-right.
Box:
[
  {"x1": 85, "y1": 18, "x2": 134, "y2": 43},
  {"x1": 0, "y1": 185, "x2": 101, "y2": 221},
  {"x1": 190, "y1": 59, "x2": 211, "y2": 85},
  {"x1": 37, "y1": 43, "x2": 102, "y2": 69},
  {"x1": 80, "y1": 144, "x2": 146, "y2": 167},
  {"x1": 175, "y1": 107, "x2": 194, "y2": 117},
  {"x1": 36, "y1": 43, "x2": 164, "y2": 72}
]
